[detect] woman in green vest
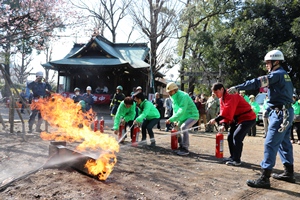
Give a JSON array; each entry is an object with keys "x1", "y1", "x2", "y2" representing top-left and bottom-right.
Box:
[{"x1": 133, "y1": 92, "x2": 160, "y2": 147}]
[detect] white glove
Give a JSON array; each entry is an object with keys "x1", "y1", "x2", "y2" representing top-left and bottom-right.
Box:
[
  {"x1": 218, "y1": 125, "x2": 225, "y2": 133},
  {"x1": 227, "y1": 86, "x2": 238, "y2": 94}
]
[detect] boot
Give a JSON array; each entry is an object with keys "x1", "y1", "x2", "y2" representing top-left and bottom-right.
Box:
[
  {"x1": 28, "y1": 125, "x2": 33, "y2": 133},
  {"x1": 36, "y1": 126, "x2": 43, "y2": 132},
  {"x1": 272, "y1": 164, "x2": 296, "y2": 183},
  {"x1": 247, "y1": 169, "x2": 272, "y2": 188}
]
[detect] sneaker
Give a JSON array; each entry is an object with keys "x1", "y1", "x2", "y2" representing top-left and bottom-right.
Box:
[
  {"x1": 223, "y1": 157, "x2": 233, "y2": 162},
  {"x1": 174, "y1": 146, "x2": 184, "y2": 153},
  {"x1": 138, "y1": 140, "x2": 147, "y2": 147},
  {"x1": 150, "y1": 142, "x2": 156, "y2": 147},
  {"x1": 298, "y1": 141, "x2": 300, "y2": 145},
  {"x1": 291, "y1": 140, "x2": 296, "y2": 143},
  {"x1": 226, "y1": 160, "x2": 241, "y2": 166},
  {"x1": 177, "y1": 148, "x2": 189, "y2": 156}
]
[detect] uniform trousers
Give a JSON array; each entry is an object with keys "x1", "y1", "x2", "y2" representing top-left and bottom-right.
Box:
[{"x1": 261, "y1": 107, "x2": 294, "y2": 169}]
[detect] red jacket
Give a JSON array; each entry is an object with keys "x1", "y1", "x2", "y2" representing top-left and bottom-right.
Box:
[{"x1": 219, "y1": 92, "x2": 256, "y2": 124}]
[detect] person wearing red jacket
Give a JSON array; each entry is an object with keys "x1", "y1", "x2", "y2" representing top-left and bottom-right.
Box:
[{"x1": 208, "y1": 82, "x2": 256, "y2": 166}]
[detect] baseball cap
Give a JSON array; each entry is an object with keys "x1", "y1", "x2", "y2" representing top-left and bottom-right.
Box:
[{"x1": 166, "y1": 82, "x2": 178, "y2": 92}]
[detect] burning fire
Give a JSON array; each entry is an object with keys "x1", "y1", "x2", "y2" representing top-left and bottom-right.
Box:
[{"x1": 35, "y1": 93, "x2": 119, "y2": 180}]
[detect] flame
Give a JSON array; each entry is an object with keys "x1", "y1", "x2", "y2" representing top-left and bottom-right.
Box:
[{"x1": 36, "y1": 93, "x2": 119, "y2": 180}]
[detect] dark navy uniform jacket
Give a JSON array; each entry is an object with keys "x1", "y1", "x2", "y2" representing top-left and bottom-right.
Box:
[
  {"x1": 235, "y1": 66, "x2": 293, "y2": 107},
  {"x1": 26, "y1": 81, "x2": 52, "y2": 98},
  {"x1": 82, "y1": 93, "x2": 94, "y2": 111}
]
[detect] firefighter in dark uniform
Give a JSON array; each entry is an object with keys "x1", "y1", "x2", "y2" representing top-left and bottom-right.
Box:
[
  {"x1": 72, "y1": 87, "x2": 83, "y2": 103},
  {"x1": 110, "y1": 85, "x2": 125, "y2": 122},
  {"x1": 82, "y1": 86, "x2": 94, "y2": 111},
  {"x1": 26, "y1": 71, "x2": 52, "y2": 133},
  {"x1": 228, "y1": 50, "x2": 295, "y2": 188}
]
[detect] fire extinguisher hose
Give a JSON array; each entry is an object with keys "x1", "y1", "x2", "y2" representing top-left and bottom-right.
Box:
[{"x1": 117, "y1": 124, "x2": 134, "y2": 144}]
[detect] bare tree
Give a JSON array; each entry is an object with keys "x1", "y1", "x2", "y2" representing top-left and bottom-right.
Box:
[
  {"x1": 71, "y1": 0, "x2": 132, "y2": 43},
  {"x1": 41, "y1": 40, "x2": 57, "y2": 85},
  {"x1": 128, "y1": 0, "x2": 183, "y2": 93},
  {"x1": 13, "y1": 57, "x2": 34, "y2": 85}
]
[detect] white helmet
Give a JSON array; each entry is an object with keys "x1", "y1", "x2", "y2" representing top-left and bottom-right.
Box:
[
  {"x1": 36, "y1": 71, "x2": 43, "y2": 77},
  {"x1": 264, "y1": 50, "x2": 284, "y2": 61},
  {"x1": 86, "y1": 86, "x2": 92, "y2": 90}
]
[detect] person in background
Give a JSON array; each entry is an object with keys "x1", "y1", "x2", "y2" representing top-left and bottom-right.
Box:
[
  {"x1": 152, "y1": 92, "x2": 164, "y2": 130},
  {"x1": 96, "y1": 85, "x2": 108, "y2": 94},
  {"x1": 189, "y1": 92, "x2": 195, "y2": 101},
  {"x1": 165, "y1": 82, "x2": 199, "y2": 156},
  {"x1": 136, "y1": 86, "x2": 142, "y2": 93},
  {"x1": 72, "y1": 87, "x2": 83, "y2": 103},
  {"x1": 209, "y1": 83, "x2": 256, "y2": 166},
  {"x1": 95, "y1": 86, "x2": 101, "y2": 94},
  {"x1": 248, "y1": 95, "x2": 260, "y2": 136},
  {"x1": 133, "y1": 92, "x2": 160, "y2": 147},
  {"x1": 130, "y1": 87, "x2": 137, "y2": 96},
  {"x1": 26, "y1": 71, "x2": 52, "y2": 133},
  {"x1": 239, "y1": 90, "x2": 250, "y2": 103},
  {"x1": 262, "y1": 94, "x2": 270, "y2": 138},
  {"x1": 206, "y1": 92, "x2": 220, "y2": 132},
  {"x1": 82, "y1": 86, "x2": 94, "y2": 111},
  {"x1": 192, "y1": 95, "x2": 201, "y2": 132},
  {"x1": 102, "y1": 85, "x2": 108, "y2": 93},
  {"x1": 19, "y1": 88, "x2": 27, "y2": 114},
  {"x1": 290, "y1": 94, "x2": 300, "y2": 144},
  {"x1": 199, "y1": 94, "x2": 208, "y2": 132},
  {"x1": 228, "y1": 50, "x2": 295, "y2": 188},
  {"x1": 112, "y1": 97, "x2": 136, "y2": 142},
  {"x1": 110, "y1": 85, "x2": 125, "y2": 123},
  {"x1": 164, "y1": 96, "x2": 173, "y2": 132}
]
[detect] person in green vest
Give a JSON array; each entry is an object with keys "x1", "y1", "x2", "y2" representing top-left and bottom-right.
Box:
[
  {"x1": 290, "y1": 94, "x2": 300, "y2": 144},
  {"x1": 133, "y1": 92, "x2": 160, "y2": 147},
  {"x1": 165, "y1": 82, "x2": 199, "y2": 156},
  {"x1": 239, "y1": 90, "x2": 250, "y2": 103},
  {"x1": 248, "y1": 95, "x2": 260, "y2": 136},
  {"x1": 112, "y1": 97, "x2": 136, "y2": 142}
]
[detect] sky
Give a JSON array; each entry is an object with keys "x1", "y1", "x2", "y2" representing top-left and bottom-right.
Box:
[{"x1": 26, "y1": 1, "x2": 181, "y2": 83}]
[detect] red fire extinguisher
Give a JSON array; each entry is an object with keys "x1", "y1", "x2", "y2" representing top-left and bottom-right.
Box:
[
  {"x1": 93, "y1": 117, "x2": 99, "y2": 132},
  {"x1": 171, "y1": 126, "x2": 178, "y2": 150},
  {"x1": 99, "y1": 117, "x2": 104, "y2": 133},
  {"x1": 132, "y1": 125, "x2": 140, "y2": 147},
  {"x1": 118, "y1": 123, "x2": 125, "y2": 142},
  {"x1": 216, "y1": 132, "x2": 224, "y2": 158}
]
